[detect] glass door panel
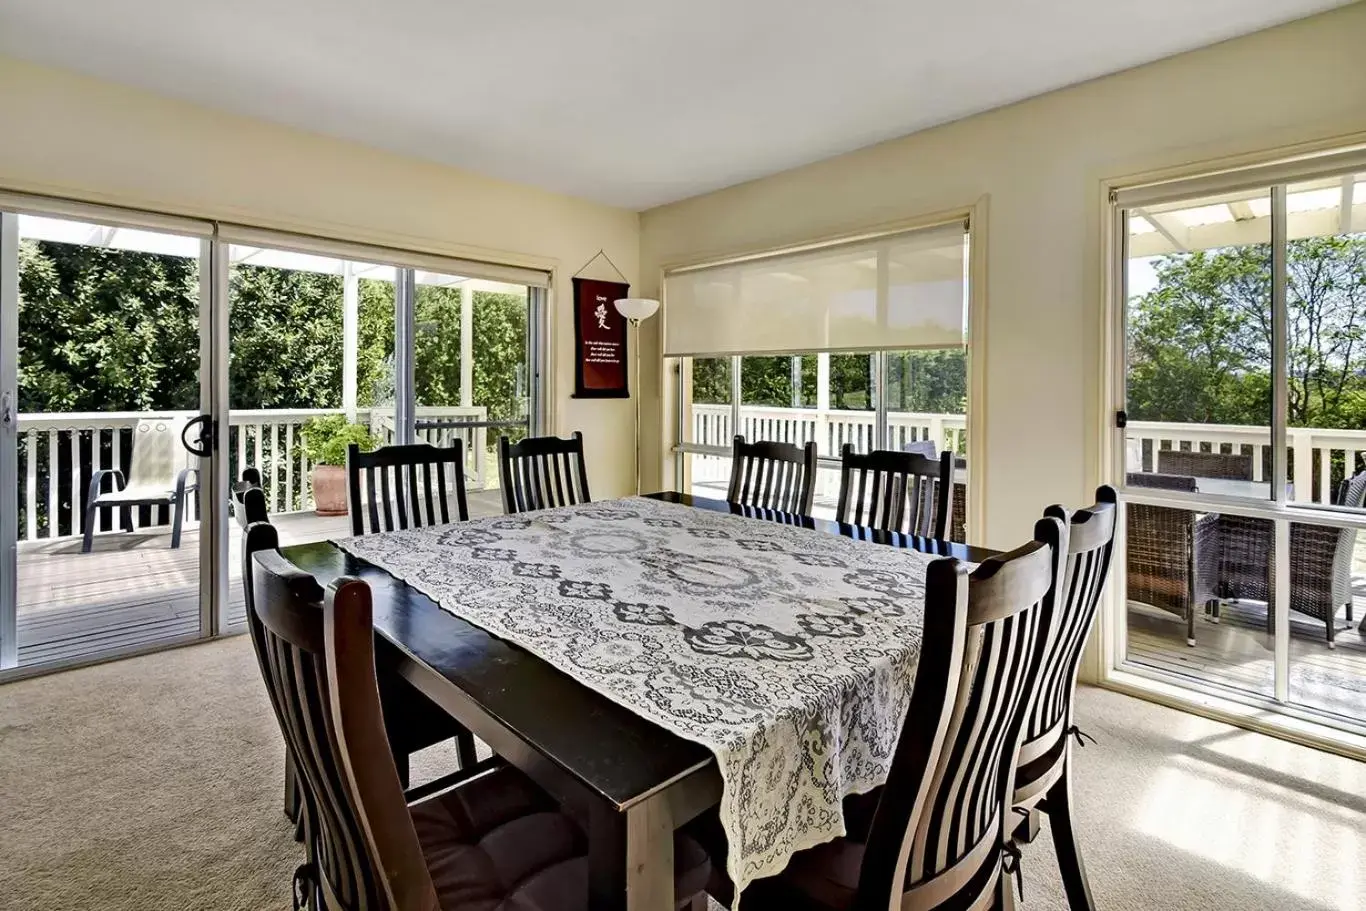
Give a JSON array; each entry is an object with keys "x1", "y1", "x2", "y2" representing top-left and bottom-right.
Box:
[
  {"x1": 1282, "y1": 171, "x2": 1366, "y2": 508},
  {"x1": 222, "y1": 244, "x2": 397, "y2": 628},
  {"x1": 5, "y1": 213, "x2": 209, "y2": 668},
  {"x1": 1124, "y1": 187, "x2": 1274, "y2": 496},
  {"x1": 1119, "y1": 186, "x2": 1280, "y2": 702},
  {"x1": 679, "y1": 356, "x2": 734, "y2": 501},
  {"x1": 412, "y1": 273, "x2": 531, "y2": 520},
  {"x1": 882, "y1": 347, "x2": 968, "y2": 541}
]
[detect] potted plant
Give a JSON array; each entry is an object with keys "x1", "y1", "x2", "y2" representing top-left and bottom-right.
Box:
[{"x1": 300, "y1": 415, "x2": 376, "y2": 516}]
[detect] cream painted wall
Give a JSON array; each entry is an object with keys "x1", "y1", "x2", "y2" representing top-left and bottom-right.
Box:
[
  {"x1": 639, "y1": 3, "x2": 1366, "y2": 549},
  {"x1": 0, "y1": 56, "x2": 641, "y2": 498}
]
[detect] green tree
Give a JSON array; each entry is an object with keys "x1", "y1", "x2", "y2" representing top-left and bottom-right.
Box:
[
  {"x1": 1127, "y1": 237, "x2": 1366, "y2": 429},
  {"x1": 18, "y1": 240, "x2": 200, "y2": 412}
]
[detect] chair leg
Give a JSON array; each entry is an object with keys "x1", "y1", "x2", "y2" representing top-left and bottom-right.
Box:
[
  {"x1": 455, "y1": 729, "x2": 478, "y2": 770},
  {"x1": 81, "y1": 502, "x2": 99, "y2": 553},
  {"x1": 1046, "y1": 762, "x2": 1097, "y2": 911},
  {"x1": 121, "y1": 506, "x2": 134, "y2": 533},
  {"x1": 1186, "y1": 608, "x2": 1196, "y2": 647},
  {"x1": 170, "y1": 495, "x2": 185, "y2": 549},
  {"x1": 284, "y1": 758, "x2": 303, "y2": 835}
]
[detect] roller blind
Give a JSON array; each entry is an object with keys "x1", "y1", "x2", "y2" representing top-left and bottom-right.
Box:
[
  {"x1": 217, "y1": 223, "x2": 551, "y2": 288},
  {"x1": 663, "y1": 221, "x2": 966, "y2": 357}
]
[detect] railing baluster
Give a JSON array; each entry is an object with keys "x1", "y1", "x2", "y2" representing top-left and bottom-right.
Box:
[
  {"x1": 253, "y1": 424, "x2": 263, "y2": 494},
  {"x1": 47, "y1": 430, "x2": 58, "y2": 538},
  {"x1": 70, "y1": 429, "x2": 81, "y2": 538},
  {"x1": 236, "y1": 422, "x2": 247, "y2": 489},
  {"x1": 285, "y1": 424, "x2": 295, "y2": 513},
  {"x1": 270, "y1": 424, "x2": 281, "y2": 513},
  {"x1": 24, "y1": 430, "x2": 36, "y2": 541},
  {"x1": 1319, "y1": 445, "x2": 1332, "y2": 504}
]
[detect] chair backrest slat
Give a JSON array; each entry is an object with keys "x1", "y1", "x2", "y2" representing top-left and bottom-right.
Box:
[
  {"x1": 726, "y1": 435, "x2": 818, "y2": 515},
  {"x1": 836, "y1": 446, "x2": 954, "y2": 539},
  {"x1": 498, "y1": 432, "x2": 592, "y2": 514},
  {"x1": 854, "y1": 515, "x2": 1066, "y2": 910},
  {"x1": 346, "y1": 442, "x2": 470, "y2": 537}
]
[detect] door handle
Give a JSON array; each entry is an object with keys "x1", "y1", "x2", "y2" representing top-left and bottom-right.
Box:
[
  {"x1": 182, "y1": 414, "x2": 215, "y2": 458},
  {"x1": 1, "y1": 392, "x2": 13, "y2": 430}
]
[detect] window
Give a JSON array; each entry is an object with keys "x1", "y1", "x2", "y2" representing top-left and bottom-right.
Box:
[
  {"x1": 669, "y1": 220, "x2": 972, "y2": 534},
  {"x1": 1113, "y1": 152, "x2": 1366, "y2": 733}
]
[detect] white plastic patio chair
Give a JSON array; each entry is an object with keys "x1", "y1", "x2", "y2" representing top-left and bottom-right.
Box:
[{"x1": 81, "y1": 416, "x2": 200, "y2": 553}]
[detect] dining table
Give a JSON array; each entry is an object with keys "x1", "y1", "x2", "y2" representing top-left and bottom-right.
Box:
[{"x1": 282, "y1": 490, "x2": 996, "y2": 911}]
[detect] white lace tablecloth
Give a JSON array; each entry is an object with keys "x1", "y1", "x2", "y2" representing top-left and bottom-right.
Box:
[{"x1": 335, "y1": 497, "x2": 944, "y2": 897}]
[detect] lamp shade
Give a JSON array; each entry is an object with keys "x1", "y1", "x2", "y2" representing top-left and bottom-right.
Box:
[{"x1": 613, "y1": 297, "x2": 660, "y2": 322}]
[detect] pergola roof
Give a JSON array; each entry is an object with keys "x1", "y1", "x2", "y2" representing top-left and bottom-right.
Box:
[
  {"x1": 1129, "y1": 172, "x2": 1366, "y2": 257},
  {"x1": 16, "y1": 215, "x2": 525, "y2": 293}
]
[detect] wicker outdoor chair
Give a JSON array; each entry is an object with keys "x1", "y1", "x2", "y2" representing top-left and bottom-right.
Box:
[
  {"x1": 1214, "y1": 469, "x2": 1366, "y2": 647},
  {"x1": 1157, "y1": 449, "x2": 1254, "y2": 481},
  {"x1": 1125, "y1": 473, "x2": 1221, "y2": 646}
]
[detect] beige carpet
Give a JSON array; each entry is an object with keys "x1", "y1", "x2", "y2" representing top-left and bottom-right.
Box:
[{"x1": 2, "y1": 636, "x2": 1364, "y2": 911}]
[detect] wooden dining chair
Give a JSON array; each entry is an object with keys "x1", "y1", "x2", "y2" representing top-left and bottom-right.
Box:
[
  {"x1": 1012, "y1": 487, "x2": 1117, "y2": 911},
  {"x1": 497, "y1": 431, "x2": 592, "y2": 514},
  {"x1": 835, "y1": 445, "x2": 954, "y2": 539},
  {"x1": 248, "y1": 544, "x2": 712, "y2": 911},
  {"x1": 726, "y1": 435, "x2": 818, "y2": 515},
  {"x1": 346, "y1": 442, "x2": 469, "y2": 535},
  {"x1": 242, "y1": 516, "x2": 476, "y2": 827},
  {"x1": 715, "y1": 516, "x2": 1066, "y2": 911}
]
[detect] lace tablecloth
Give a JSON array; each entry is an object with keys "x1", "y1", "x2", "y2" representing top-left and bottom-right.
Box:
[{"x1": 336, "y1": 496, "x2": 942, "y2": 896}]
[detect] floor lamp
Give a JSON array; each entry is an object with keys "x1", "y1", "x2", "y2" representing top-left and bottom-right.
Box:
[{"x1": 614, "y1": 297, "x2": 661, "y2": 495}]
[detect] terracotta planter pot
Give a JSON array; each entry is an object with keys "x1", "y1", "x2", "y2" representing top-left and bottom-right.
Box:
[{"x1": 311, "y1": 464, "x2": 348, "y2": 516}]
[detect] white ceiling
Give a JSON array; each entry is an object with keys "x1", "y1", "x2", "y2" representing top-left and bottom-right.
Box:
[{"x1": 0, "y1": 0, "x2": 1351, "y2": 210}]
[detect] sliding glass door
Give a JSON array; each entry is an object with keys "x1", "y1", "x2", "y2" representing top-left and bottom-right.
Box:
[
  {"x1": 0, "y1": 207, "x2": 217, "y2": 671},
  {"x1": 0, "y1": 200, "x2": 550, "y2": 677},
  {"x1": 1112, "y1": 155, "x2": 1366, "y2": 734}
]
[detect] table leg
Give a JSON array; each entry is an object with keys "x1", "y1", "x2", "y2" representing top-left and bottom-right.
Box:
[
  {"x1": 587, "y1": 798, "x2": 676, "y2": 911},
  {"x1": 627, "y1": 799, "x2": 675, "y2": 911}
]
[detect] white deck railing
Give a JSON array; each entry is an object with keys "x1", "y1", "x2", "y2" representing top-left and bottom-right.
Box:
[
  {"x1": 691, "y1": 405, "x2": 1366, "y2": 505},
  {"x1": 690, "y1": 404, "x2": 969, "y2": 498},
  {"x1": 16, "y1": 405, "x2": 488, "y2": 542}
]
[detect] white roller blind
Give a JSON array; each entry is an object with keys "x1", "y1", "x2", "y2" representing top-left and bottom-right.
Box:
[
  {"x1": 663, "y1": 221, "x2": 966, "y2": 357},
  {"x1": 217, "y1": 223, "x2": 551, "y2": 288}
]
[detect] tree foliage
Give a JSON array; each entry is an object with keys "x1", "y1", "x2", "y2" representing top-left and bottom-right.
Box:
[
  {"x1": 691, "y1": 350, "x2": 966, "y2": 414},
  {"x1": 1127, "y1": 237, "x2": 1366, "y2": 429},
  {"x1": 17, "y1": 240, "x2": 530, "y2": 423}
]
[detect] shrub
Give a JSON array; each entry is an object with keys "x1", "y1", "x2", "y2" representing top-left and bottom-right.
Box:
[{"x1": 300, "y1": 415, "x2": 376, "y2": 466}]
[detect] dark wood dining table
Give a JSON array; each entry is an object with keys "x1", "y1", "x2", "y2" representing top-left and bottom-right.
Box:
[{"x1": 282, "y1": 490, "x2": 995, "y2": 911}]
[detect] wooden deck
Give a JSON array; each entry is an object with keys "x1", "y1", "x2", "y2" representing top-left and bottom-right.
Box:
[
  {"x1": 1126, "y1": 599, "x2": 1366, "y2": 724},
  {"x1": 13, "y1": 489, "x2": 507, "y2": 668}
]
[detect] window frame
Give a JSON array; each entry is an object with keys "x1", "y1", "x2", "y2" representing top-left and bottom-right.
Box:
[
  {"x1": 666, "y1": 207, "x2": 983, "y2": 541},
  {"x1": 1102, "y1": 143, "x2": 1366, "y2": 749}
]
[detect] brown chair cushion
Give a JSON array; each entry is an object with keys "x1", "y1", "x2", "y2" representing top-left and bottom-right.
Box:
[
  {"x1": 689, "y1": 791, "x2": 879, "y2": 911},
  {"x1": 410, "y1": 765, "x2": 710, "y2": 911},
  {"x1": 742, "y1": 838, "x2": 864, "y2": 911}
]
